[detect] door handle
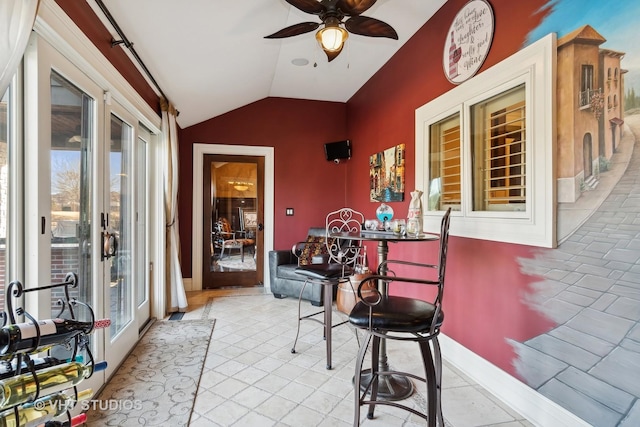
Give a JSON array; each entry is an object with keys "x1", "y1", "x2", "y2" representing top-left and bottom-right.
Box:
[
  {"x1": 257, "y1": 223, "x2": 263, "y2": 231},
  {"x1": 100, "y1": 212, "x2": 118, "y2": 260},
  {"x1": 101, "y1": 230, "x2": 118, "y2": 260}
]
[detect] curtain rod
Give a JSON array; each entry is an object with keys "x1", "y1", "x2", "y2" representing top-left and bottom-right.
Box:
[{"x1": 93, "y1": 0, "x2": 179, "y2": 116}]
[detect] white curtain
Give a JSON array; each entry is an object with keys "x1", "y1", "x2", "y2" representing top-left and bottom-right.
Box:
[
  {"x1": 162, "y1": 98, "x2": 188, "y2": 312},
  {"x1": 0, "y1": 0, "x2": 39, "y2": 96}
]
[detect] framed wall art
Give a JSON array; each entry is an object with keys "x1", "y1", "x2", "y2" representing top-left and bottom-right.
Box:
[
  {"x1": 239, "y1": 208, "x2": 257, "y2": 231},
  {"x1": 443, "y1": 0, "x2": 494, "y2": 84},
  {"x1": 369, "y1": 144, "x2": 405, "y2": 202}
]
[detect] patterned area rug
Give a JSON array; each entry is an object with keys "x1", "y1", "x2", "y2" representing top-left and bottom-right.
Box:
[
  {"x1": 86, "y1": 319, "x2": 215, "y2": 426},
  {"x1": 216, "y1": 255, "x2": 256, "y2": 271}
]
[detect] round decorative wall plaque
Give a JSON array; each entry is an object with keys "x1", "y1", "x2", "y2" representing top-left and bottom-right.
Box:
[{"x1": 443, "y1": 0, "x2": 494, "y2": 84}]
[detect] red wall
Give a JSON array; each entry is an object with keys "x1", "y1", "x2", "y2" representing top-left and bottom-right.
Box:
[
  {"x1": 344, "y1": 0, "x2": 554, "y2": 377},
  {"x1": 178, "y1": 97, "x2": 348, "y2": 276}
]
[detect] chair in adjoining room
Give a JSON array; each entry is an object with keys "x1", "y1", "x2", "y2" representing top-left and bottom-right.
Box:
[
  {"x1": 348, "y1": 207, "x2": 451, "y2": 426},
  {"x1": 213, "y1": 217, "x2": 255, "y2": 262},
  {"x1": 291, "y1": 207, "x2": 365, "y2": 370}
]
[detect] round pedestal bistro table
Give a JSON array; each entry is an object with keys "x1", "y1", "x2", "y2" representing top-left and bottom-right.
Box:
[{"x1": 330, "y1": 230, "x2": 440, "y2": 401}]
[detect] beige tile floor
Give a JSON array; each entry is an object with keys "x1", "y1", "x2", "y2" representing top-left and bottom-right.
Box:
[{"x1": 184, "y1": 288, "x2": 533, "y2": 427}]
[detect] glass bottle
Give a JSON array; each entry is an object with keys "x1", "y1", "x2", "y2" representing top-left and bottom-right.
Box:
[
  {"x1": 0, "y1": 319, "x2": 109, "y2": 358},
  {"x1": 355, "y1": 246, "x2": 369, "y2": 274},
  {"x1": 0, "y1": 389, "x2": 92, "y2": 427},
  {"x1": 0, "y1": 361, "x2": 106, "y2": 410},
  {"x1": 0, "y1": 356, "x2": 67, "y2": 380},
  {"x1": 43, "y1": 413, "x2": 87, "y2": 427}
]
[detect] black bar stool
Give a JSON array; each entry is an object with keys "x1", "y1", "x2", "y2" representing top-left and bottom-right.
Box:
[
  {"x1": 348, "y1": 208, "x2": 451, "y2": 426},
  {"x1": 291, "y1": 207, "x2": 365, "y2": 369}
]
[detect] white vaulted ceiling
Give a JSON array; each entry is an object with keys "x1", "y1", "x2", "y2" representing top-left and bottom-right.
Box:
[{"x1": 93, "y1": 0, "x2": 447, "y2": 128}]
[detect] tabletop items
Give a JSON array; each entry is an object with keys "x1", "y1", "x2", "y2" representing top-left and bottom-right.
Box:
[
  {"x1": 407, "y1": 190, "x2": 424, "y2": 231},
  {"x1": 391, "y1": 219, "x2": 406, "y2": 236},
  {"x1": 407, "y1": 190, "x2": 424, "y2": 237},
  {"x1": 368, "y1": 193, "x2": 424, "y2": 237},
  {"x1": 374, "y1": 203, "x2": 394, "y2": 223},
  {"x1": 406, "y1": 217, "x2": 420, "y2": 237}
]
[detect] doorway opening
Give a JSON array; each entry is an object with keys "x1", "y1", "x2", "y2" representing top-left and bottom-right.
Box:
[
  {"x1": 204, "y1": 155, "x2": 262, "y2": 288},
  {"x1": 191, "y1": 144, "x2": 274, "y2": 293}
]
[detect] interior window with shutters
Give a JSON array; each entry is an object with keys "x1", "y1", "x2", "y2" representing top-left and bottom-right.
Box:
[
  {"x1": 428, "y1": 114, "x2": 461, "y2": 211},
  {"x1": 415, "y1": 34, "x2": 555, "y2": 248},
  {"x1": 471, "y1": 84, "x2": 526, "y2": 211}
]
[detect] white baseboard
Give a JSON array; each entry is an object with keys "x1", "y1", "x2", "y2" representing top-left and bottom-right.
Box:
[
  {"x1": 440, "y1": 334, "x2": 591, "y2": 427},
  {"x1": 183, "y1": 277, "x2": 194, "y2": 292}
]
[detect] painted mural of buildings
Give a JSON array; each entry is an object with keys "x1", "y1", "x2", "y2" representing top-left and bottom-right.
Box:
[
  {"x1": 517, "y1": 22, "x2": 640, "y2": 425},
  {"x1": 556, "y1": 25, "x2": 625, "y2": 203}
]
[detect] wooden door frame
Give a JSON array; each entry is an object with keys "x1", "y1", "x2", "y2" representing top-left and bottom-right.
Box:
[{"x1": 191, "y1": 144, "x2": 274, "y2": 292}]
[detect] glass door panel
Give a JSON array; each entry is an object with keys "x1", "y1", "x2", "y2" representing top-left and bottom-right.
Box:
[
  {"x1": 203, "y1": 155, "x2": 264, "y2": 288},
  {"x1": 31, "y1": 40, "x2": 106, "y2": 393},
  {"x1": 102, "y1": 105, "x2": 138, "y2": 376},
  {"x1": 135, "y1": 130, "x2": 149, "y2": 329},
  {"x1": 49, "y1": 70, "x2": 94, "y2": 331},
  {"x1": 107, "y1": 114, "x2": 133, "y2": 337}
]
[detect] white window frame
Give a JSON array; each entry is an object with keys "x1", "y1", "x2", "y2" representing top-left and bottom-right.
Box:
[
  {"x1": 4, "y1": 74, "x2": 25, "y2": 287},
  {"x1": 416, "y1": 33, "x2": 557, "y2": 248}
]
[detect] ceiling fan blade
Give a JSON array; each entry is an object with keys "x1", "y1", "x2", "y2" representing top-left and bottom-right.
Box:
[
  {"x1": 265, "y1": 22, "x2": 320, "y2": 39},
  {"x1": 284, "y1": 0, "x2": 325, "y2": 15},
  {"x1": 345, "y1": 15, "x2": 398, "y2": 39},
  {"x1": 337, "y1": 0, "x2": 377, "y2": 16}
]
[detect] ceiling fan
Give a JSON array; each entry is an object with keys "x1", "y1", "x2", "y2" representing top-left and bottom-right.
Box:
[{"x1": 265, "y1": 0, "x2": 398, "y2": 62}]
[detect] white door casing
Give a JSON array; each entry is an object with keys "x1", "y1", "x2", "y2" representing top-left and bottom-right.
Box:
[{"x1": 191, "y1": 144, "x2": 274, "y2": 292}]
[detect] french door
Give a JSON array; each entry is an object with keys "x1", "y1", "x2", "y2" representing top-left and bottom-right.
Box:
[
  {"x1": 24, "y1": 33, "x2": 149, "y2": 390},
  {"x1": 102, "y1": 104, "x2": 143, "y2": 375}
]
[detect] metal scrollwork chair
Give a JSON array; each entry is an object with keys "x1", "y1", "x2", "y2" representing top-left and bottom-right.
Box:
[
  {"x1": 348, "y1": 207, "x2": 451, "y2": 426},
  {"x1": 213, "y1": 217, "x2": 255, "y2": 262},
  {"x1": 291, "y1": 207, "x2": 365, "y2": 370}
]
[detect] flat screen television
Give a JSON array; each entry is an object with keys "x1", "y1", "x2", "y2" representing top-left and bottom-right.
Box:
[{"x1": 324, "y1": 140, "x2": 351, "y2": 161}]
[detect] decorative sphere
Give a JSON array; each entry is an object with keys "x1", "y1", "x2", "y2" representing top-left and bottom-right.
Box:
[{"x1": 375, "y1": 203, "x2": 394, "y2": 222}]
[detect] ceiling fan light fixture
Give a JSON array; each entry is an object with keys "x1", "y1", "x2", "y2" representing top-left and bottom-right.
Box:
[
  {"x1": 265, "y1": 0, "x2": 397, "y2": 62},
  {"x1": 316, "y1": 25, "x2": 348, "y2": 53}
]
